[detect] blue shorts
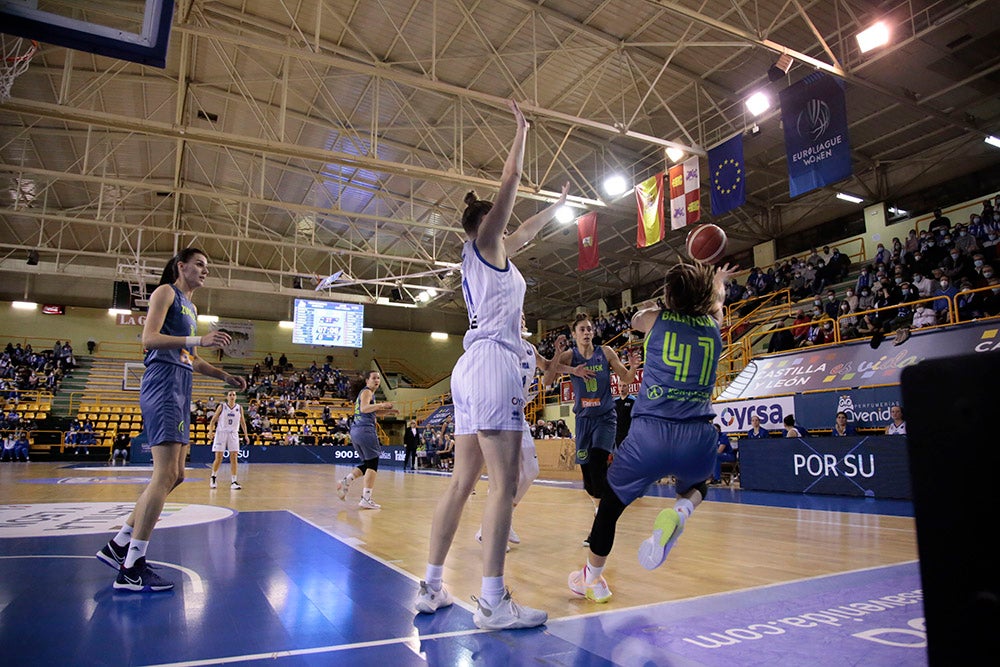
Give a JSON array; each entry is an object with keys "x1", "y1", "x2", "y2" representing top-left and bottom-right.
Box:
[
  {"x1": 608, "y1": 417, "x2": 717, "y2": 504},
  {"x1": 140, "y1": 362, "x2": 192, "y2": 446},
  {"x1": 350, "y1": 427, "x2": 381, "y2": 460},
  {"x1": 574, "y1": 412, "x2": 617, "y2": 465}
]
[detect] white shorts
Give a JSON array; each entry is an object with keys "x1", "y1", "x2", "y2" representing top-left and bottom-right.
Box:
[
  {"x1": 212, "y1": 431, "x2": 240, "y2": 452},
  {"x1": 514, "y1": 425, "x2": 539, "y2": 504},
  {"x1": 451, "y1": 340, "x2": 525, "y2": 434}
]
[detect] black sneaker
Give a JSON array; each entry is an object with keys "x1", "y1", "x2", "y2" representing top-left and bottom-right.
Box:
[
  {"x1": 96, "y1": 540, "x2": 128, "y2": 570},
  {"x1": 113, "y1": 557, "x2": 175, "y2": 592}
]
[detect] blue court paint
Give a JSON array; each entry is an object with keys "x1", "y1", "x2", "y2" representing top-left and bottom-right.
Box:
[{"x1": 0, "y1": 510, "x2": 924, "y2": 666}]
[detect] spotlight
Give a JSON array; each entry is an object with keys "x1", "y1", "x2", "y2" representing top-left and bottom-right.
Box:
[
  {"x1": 745, "y1": 92, "x2": 770, "y2": 117},
  {"x1": 603, "y1": 174, "x2": 628, "y2": 197},
  {"x1": 26, "y1": 250, "x2": 39, "y2": 265},
  {"x1": 985, "y1": 136, "x2": 1000, "y2": 149},
  {"x1": 665, "y1": 147, "x2": 685, "y2": 163},
  {"x1": 555, "y1": 205, "x2": 575, "y2": 223},
  {"x1": 767, "y1": 53, "x2": 793, "y2": 82},
  {"x1": 856, "y1": 21, "x2": 890, "y2": 53}
]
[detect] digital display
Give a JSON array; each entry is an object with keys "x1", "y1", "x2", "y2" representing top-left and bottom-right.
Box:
[{"x1": 292, "y1": 299, "x2": 365, "y2": 348}]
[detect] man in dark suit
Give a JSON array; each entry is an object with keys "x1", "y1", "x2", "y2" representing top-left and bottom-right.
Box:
[{"x1": 403, "y1": 420, "x2": 421, "y2": 471}]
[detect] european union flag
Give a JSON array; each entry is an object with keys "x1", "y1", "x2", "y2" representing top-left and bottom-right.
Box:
[{"x1": 708, "y1": 133, "x2": 746, "y2": 216}]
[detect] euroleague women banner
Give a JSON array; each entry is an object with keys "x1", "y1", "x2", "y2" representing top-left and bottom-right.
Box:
[{"x1": 779, "y1": 73, "x2": 852, "y2": 198}]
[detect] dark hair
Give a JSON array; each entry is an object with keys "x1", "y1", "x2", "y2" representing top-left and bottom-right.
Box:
[
  {"x1": 663, "y1": 261, "x2": 718, "y2": 316},
  {"x1": 159, "y1": 247, "x2": 206, "y2": 285},
  {"x1": 461, "y1": 191, "x2": 493, "y2": 235},
  {"x1": 349, "y1": 370, "x2": 378, "y2": 399},
  {"x1": 571, "y1": 312, "x2": 592, "y2": 331},
  {"x1": 836, "y1": 411, "x2": 847, "y2": 419},
  {"x1": 783, "y1": 415, "x2": 796, "y2": 427}
]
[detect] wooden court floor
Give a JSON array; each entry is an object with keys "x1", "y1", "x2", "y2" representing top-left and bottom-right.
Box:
[{"x1": 0, "y1": 460, "x2": 918, "y2": 619}]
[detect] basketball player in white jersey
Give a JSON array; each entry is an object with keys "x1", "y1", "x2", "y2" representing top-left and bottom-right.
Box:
[
  {"x1": 415, "y1": 99, "x2": 570, "y2": 630},
  {"x1": 207, "y1": 390, "x2": 249, "y2": 490}
]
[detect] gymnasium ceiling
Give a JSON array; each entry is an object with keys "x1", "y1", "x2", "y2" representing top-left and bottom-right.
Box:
[{"x1": 2, "y1": 0, "x2": 1000, "y2": 332}]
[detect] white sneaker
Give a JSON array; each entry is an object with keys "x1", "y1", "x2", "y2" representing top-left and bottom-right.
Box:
[
  {"x1": 336, "y1": 476, "x2": 350, "y2": 501},
  {"x1": 638, "y1": 508, "x2": 686, "y2": 570},
  {"x1": 358, "y1": 498, "x2": 381, "y2": 510},
  {"x1": 415, "y1": 581, "x2": 453, "y2": 614},
  {"x1": 474, "y1": 527, "x2": 509, "y2": 552},
  {"x1": 508, "y1": 527, "x2": 520, "y2": 544},
  {"x1": 568, "y1": 568, "x2": 612, "y2": 603},
  {"x1": 230, "y1": 481, "x2": 241, "y2": 490},
  {"x1": 209, "y1": 476, "x2": 217, "y2": 489},
  {"x1": 472, "y1": 589, "x2": 547, "y2": 630}
]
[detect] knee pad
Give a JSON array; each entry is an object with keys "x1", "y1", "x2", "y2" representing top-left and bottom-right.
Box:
[
  {"x1": 364, "y1": 456, "x2": 379, "y2": 472},
  {"x1": 683, "y1": 480, "x2": 708, "y2": 500}
]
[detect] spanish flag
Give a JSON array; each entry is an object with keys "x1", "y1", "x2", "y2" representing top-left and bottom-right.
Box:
[{"x1": 635, "y1": 172, "x2": 665, "y2": 248}]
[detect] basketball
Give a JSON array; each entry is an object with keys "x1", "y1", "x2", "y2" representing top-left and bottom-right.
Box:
[{"x1": 685, "y1": 224, "x2": 727, "y2": 264}]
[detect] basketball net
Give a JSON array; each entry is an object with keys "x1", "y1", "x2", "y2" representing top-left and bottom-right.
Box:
[{"x1": 1, "y1": 36, "x2": 38, "y2": 103}]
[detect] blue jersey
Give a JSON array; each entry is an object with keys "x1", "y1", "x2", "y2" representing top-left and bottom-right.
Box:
[
  {"x1": 352, "y1": 392, "x2": 377, "y2": 433},
  {"x1": 631, "y1": 310, "x2": 721, "y2": 422},
  {"x1": 569, "y1": 346, "x2": 615, "y2": 417},
  {"x1": 460, "y1": 240, "x2": 526, "y2": 354},
  {"x1": 144, "y1": 285, "x2": 198, "y2": 370}
]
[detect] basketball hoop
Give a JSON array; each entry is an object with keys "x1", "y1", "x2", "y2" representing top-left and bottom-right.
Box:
[{"x1": 1, "y1": 36, "x2": 38, "y2": 103}]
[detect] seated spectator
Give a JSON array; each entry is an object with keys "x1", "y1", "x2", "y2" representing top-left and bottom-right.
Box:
[
  {"x1": 838, "y1": 302, "x2": 859, "y2": 340},
  {"x1": 885, "y1": 405, "x2": 906, "y2": 435},
  {"x1": 112, "y1": 432, "x2": 130, "y2": 465},
  {"x1": 767, "y1": 318, "x2": 796, "y2": 353},
  {"x1": 1, "y1": 431, "x2": 17, "y2": 461},
  {"x1": 955, "y1": 224, "x2": 980, "y2": 256},
  {"x1": 554, "y1": 420, "x2": 572, "y2": 438},
  {"x1": 857, "y1": 286, "x2": 875, "y2": 312},
  {"x1": 829, "y1": 247, "x2": 850, "y2": 281},
  {"x1": 911, "y1": 304, "x2": 937, "y2": 328},
  {"x1": 831, "y1": 411, "x2": 854, "y2": 437},
  {"x1": 823, "y1": 289, "x2": 840, "y2": 319},
  {"x1": 932, "y1": 277, "x2": 958, "y2": 322},
  {"x1": 911, "y1": 270, "x2": 938, "y2": 298},
  {"x1": 783, "y1": 415, "x2": 806, "y2": 438},
  {"x1": 855, "y1": 266, "x2": 875, "y2": 295},
  {"x1": 437, "y1": 435, "x2": 455, "y2": 470},
  {"x1": 788, "y1": 270, "x2": 810, "y2": 300},
  {"x1": 843, "y1": 287, "x2": 859, "y2": 312},
  {"x1": 744, "y1": 414, "x2": 769, "y2": 439},
  {"x1": 711, "y1": 424, "x2": 736, "y2": 484}
]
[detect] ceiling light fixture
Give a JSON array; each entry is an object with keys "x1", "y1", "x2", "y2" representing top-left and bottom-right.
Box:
[
  {"x1": 603, "y1": 174, "x2": 628, "y2": 197},
  {"x1": 12, "y1": 301, "x2": 38, "y2": 310},
  {"x1": 555, "y1": 205, "x2": 575, "y2": 224},
  {"x1": 856, "y1": 21, "x2": 890, "y2": 53},
  {"x1": 836, "y1": 192, "x2": 864, "y2": 204},
  {"x1": 985, "y1": 136, "x2": 1000, "y2": 149},
  {"x1": 745, "y1": 92, "x2": 770, "y2": 117},
  {"x1": 665, "y1": 147, "x2": 685, "y2": 163}
]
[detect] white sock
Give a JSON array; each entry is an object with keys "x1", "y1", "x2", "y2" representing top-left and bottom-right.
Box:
[
  {"x1": 584, "y1": 561, "x2": 605, "y2": 584},
  {"x1": 231, "y1": 475, "x2": 238, "y2": 483},
  {"x1": 675, "y1": 498, "x2": 694, "y2": 519},
  {"x1": 425, "y1": 564, "x2": 444, "y2": 590},
  {"x1": 124, "y1": 539, "x2": 149, "y2": 569},
  {"x1": 480, "y1": 576, "x2": 505, "y2": 606},
  {"x1": 362, "y1": 488, "x2": 372, "y2": 501},
  {"x1": 112, "y1": 524, "x2": 133, "y2": 548}
]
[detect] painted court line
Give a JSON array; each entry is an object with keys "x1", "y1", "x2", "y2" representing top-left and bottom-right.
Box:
[{"x1": 0, "y1": 555, "x2": 205, "y2": 593}]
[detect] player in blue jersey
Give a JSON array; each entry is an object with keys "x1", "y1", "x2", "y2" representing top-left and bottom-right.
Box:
[
  {"x1": 544, "y1": 313, "x2": 639, "y2": 543},
  {"x1": 96, "y1": 248, "x2": 246, "y2": 592},
  {"x1": 338, "y1": 370, "x2": 393, "y2": 509},
  {"x1": 567, "y1": 260, "x2": 736, "y2": 603},
  {"x1": 416, "y1": 99, "x2": 569, "y2": 630}
]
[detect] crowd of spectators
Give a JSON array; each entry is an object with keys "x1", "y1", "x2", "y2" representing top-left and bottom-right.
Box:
[
  {"x1": 1, "y1": 340, "x2": 75, "y2": 398},
  {"x1": 763, "y1": 198, "x2": 1000, "y2": 352},
  {"x1": 531, "y1": 419, "x2": 572, "y2": 439},
  {"x1": 243, "y1": 354, "x2": 353, "y2": 402}
]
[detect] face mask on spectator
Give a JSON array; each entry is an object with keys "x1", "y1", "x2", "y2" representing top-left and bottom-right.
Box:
[
  {"x1": 974, "y1": 259, "x2": 984, "y2": 267},
  {"x1": 823, "y1": 323, "x2": 833, "y2": 330},
  {"x1": 913, "y1": 274, "x2": 922, "y2": 281},
  {"x1": 895, "y1": 277, "x2": 902, "y2": 284},
  {"x1": 984, "y1": 271, "x2": 994, "y2": 279},
  {"x1": 941, "y1": 280, "x2": 950, "y2": 288},
  {"x1": 861, "y1": 289, "x2": 870, "y2": 296},
  {"x1": 846, "y1": 290, "x2": 854, "y2": 296},
  {"x1": 813, "y1": 308, "x2": 822, "y2": 316},
  {"x1": 950, "y1": 253, "x2": 959, "y2": 260},
  {"x1": 944, "y1": 237, "x2": 953, "y2": 244},
  {"x1": 960, "y1": 231, "x2": 968, "y2": 237},
  {"x1": 973, "y1": 216, "x2": 981, "y2": 224}
]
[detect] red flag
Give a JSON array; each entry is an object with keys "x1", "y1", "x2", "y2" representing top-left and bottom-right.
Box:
[
  {"x1": 668, "y1": 157, "x2": 701, "y2": 229},
  {"x1": 635, "y1": 172, "x2": 665, "y2": 248},
  {"x1": 577, "y1": 211, "x2": 599, "y2": 271}
]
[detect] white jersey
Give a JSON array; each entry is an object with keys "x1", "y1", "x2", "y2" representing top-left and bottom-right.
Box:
[
  {"x1": 520, "y1": 339, "x2": 538, "y2": 402},
  {"x1": 886, "y1": 421, "x2": 906, "y2": 435},
  {"x1": 216, "y1": 403, "x2": 242, "y2": 434},
  {"x1": 460, "y1": 240, "x2": 526, "y2": 353}
]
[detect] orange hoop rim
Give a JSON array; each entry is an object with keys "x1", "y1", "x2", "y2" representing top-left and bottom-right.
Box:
[{"x1": 3, "y1": 39, "x2": 39, "y2": 65}]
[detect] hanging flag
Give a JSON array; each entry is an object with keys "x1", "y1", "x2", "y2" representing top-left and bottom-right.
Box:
[
  {"x1": 779, "y1": 72, "x2": 852, "y2": 198},
  {"x1": 635, "y1": 172, "x2": 665, "y2": 248},
  {"x1": 668, "y1": 156, "x2": 701, "y2": 229},
  {"x1": 577, "y1": 211, "x2": 599, "y2": 271},
  {"x1": 708, "y1": 133, "x2": 746, "y2": 216}
]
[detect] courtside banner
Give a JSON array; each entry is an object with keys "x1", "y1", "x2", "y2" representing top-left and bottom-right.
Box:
[
  {"x1": 740, "y1": 435, "x2": 912, "y2": 499},
  {"x1": 716, "y1": 321, "x2": 1000, "y2": 400},
  {"x1": 780, "y1": 73, "x2": 852, "y2": 198}
]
